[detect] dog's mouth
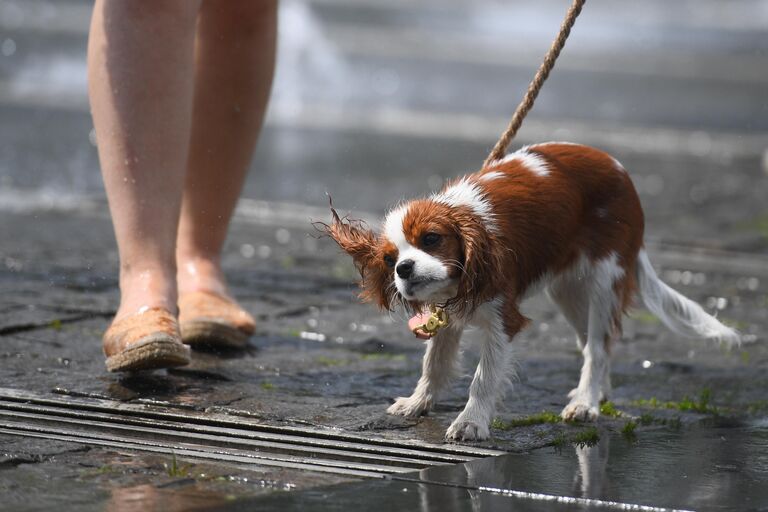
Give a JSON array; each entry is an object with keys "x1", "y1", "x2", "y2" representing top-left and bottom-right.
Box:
[{"x1": 400, "y1": 277, "x2": 452, "y2": 300}]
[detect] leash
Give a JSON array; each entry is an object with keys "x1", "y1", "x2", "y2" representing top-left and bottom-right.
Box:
[
  {"x1": 414, "y1": 0, "x2": 586, "y2": 339},
  {"x1": 483, "y1": 0, "x2": 586, "y2": 167}
]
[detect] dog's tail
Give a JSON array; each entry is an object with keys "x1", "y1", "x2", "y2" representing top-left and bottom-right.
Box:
[{"x1": 636, "y1": 249, "x2": 740, "y2": 346}]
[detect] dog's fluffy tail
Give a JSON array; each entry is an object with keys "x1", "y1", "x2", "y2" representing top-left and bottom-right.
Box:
[{"x1": 636, "y1": 249, "x2": 740, "y2": 346}]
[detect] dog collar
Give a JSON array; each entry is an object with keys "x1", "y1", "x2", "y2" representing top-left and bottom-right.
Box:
[{"x1": 411, "y1": 304, "x2": 449, "y2": 338}]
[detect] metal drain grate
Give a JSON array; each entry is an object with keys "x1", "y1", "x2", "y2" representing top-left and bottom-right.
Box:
[{"x1": 0, "y1": 387, "x2": 503, "y2": 478}]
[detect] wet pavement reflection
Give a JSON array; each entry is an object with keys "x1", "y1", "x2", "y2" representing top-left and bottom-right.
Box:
[{"x1": 231, "y1": 426, "x2": 768, "y2": 511}]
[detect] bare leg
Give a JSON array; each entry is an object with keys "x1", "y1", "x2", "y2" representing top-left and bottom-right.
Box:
[
  {"x1": 387, "y1": 322, "x2": 464, "y2": 417},
  {"x1": 176, "y1": 0, "x2": 277, "y2": 296},
  {"x1": 88, "y1": 0, "x2": 202, "y2": 320}
]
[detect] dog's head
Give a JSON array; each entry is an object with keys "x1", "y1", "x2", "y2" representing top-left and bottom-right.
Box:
[{"x1": 322, "y1": 195, "x2": 502, "y2": 315}]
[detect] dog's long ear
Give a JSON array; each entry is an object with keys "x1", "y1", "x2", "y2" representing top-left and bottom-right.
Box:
[
  {"x1": 322, "y1": 206, "x2": 378, "y2": 269},
  {"x1": 318, "y1": 206, "x2": 395, "y2": 310},
  {"x1": 450, "y1": 209, "x2": 503, "y2": 315}
]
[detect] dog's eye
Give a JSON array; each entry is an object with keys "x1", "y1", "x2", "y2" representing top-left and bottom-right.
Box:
[
  {"x1": 421, "y1": 232, "x2": 442, "y2": 247},
  {"x1": 383, "y1": 254, "x2": 396, "y2": 268}
]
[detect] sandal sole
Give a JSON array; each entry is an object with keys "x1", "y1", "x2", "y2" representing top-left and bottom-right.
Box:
[
  {"x1": 105, "y1": 334, "x2": 191, "y2": 372},
  {"x1": 181, "y1": 321, "x2": 250, "y2": 349}
]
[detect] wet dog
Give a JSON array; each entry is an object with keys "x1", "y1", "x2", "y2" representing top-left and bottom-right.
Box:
[{"x1": 323, "y1": 142, "x2": 739, "y2": 441}]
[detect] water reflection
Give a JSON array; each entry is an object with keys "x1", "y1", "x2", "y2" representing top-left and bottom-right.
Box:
[
  {"x1": 416, "y1": 426, "x2": 768, "y2": 511},
  {"x1": 572, "y1": 438, "x2": 610, "y2": 500},
  {"x1": 108, "y1": 483, "x2": 228, "y2": 512}
]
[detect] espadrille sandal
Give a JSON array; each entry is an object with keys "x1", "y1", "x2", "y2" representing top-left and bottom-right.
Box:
[
  {"x1": 103, "y1": 306, "x2": 191, "y2": 372},
  {"x1": 178, "y1": 291, "x2": 256, "y2": 349}
]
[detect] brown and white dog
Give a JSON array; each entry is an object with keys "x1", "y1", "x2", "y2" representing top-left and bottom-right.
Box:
[{"x1": 324, "y1": 142, "x2": 739, "y2": 441}]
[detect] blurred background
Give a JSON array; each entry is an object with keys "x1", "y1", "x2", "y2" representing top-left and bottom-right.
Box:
[{"x1": 0, "y1": 0, "x2": 767, "y2": 250}]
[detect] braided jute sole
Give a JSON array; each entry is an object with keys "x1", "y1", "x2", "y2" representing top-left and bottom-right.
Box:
[
  {"x1": 180, "y1": 321, "x2": 249, "y2": 349},
  {"x1": 105, "y1": 333, "x2": 191, "y2": 372}
]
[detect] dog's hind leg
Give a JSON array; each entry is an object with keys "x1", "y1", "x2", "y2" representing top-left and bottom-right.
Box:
[
  {"x1": 549, "y1": 273, "x2": 611, "y2": 402},
  {"x1": 446, "y1": 299, "x2": 520, "y2": 441},
  {"x1": 387, "y1": 321, "x2": 464, "y2": 418},
  {"x1": 561, "y1": 253, "x2": 624, "y2": 421}
]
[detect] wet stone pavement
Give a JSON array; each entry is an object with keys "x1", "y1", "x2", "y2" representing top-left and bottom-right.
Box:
[
  {"x1": 1, "y1": 207, "x2": 767, "y2": 511},
  {"x1": 2, "y1": 0, "x2": 768, "y2": 510}
]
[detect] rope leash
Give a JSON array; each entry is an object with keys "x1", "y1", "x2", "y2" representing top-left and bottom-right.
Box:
[
  {"x1": 418, "y1": 0, "x2": 586, "y2": 339},
  {"x1": 483, "y1": 0, "x2": 586, "y2": 168}
]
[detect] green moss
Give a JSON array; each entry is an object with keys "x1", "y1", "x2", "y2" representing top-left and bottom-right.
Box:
[
  {"x1": 260, "y1": 381, "x2": 275, "y2": 391},
  {"x1": 360, "y1": 353, "x2": 406, "y2": 362},
  {"x1": 492, "y1": 411, "x2": 562, "y2": 430},
  {"x1": 639, "y1": 413, "x2": 655, "y2": 426},
  {"x1": 49, "y1": 319, "x2": 62, "y2": 331},
  {"x1": 599, "y1": 401, "x2": 621, "y2": 418},
  {"x1": 621, "y1": 420, "x2": 638, "y2": 440},
  {"x1": 548, "y1": 427, "x2": 600, "y2": 449},
  {"x1": 165, "y1": 453, "x2": 190, "y2": 477},
  {"x1": 572, "y1": 427, "x2": 600, "y2": 448},
  {"x1": 316, "y1": 356, "x2": 345, "y2": 367},
  {"x1": 550, "y1": 432, "x2": 569, "y2": 449},
  {"x1": 630, "y1": 389, "x2": 718, "y2": 415}
]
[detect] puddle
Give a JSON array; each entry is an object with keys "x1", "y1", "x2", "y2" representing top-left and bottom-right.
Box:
[{"x1": 233, "y1": 425, "x2": 768, "y2": 511}]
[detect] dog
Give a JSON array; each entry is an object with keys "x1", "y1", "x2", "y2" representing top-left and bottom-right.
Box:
[{"x1": 323, "y1": 142, "x2": 739, "y2": 441}]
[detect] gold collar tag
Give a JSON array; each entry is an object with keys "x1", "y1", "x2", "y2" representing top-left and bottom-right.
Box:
[{"x1": 412, "y1": 304, "x2": 449, "y2": 337}]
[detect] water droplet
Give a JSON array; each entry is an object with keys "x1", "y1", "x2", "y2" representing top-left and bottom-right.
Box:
[
  {"x1": 257, "y1": 245, "x2": 272, "y2": 259},
  {"x1": 240, "y1": 243, "x2": 255, "y2": 258},
  {"x1": 275, "y1": 228, "x2": 291, "y2": 244},
  {"x1": 2, "y1": 38, "x2": 17, "y2": 57}
]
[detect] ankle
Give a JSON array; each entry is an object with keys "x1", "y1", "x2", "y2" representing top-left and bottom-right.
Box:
[
  {"x1": 176, "y1": 256, "x2": 229, "y2": 297},
  {"x1": 117, "y1": 267, "x2": 178, "y2": 320}
]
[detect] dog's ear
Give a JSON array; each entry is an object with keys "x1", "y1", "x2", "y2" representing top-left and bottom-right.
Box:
[
  {"x1": 322, "y1": 206, "x2": 378, "y2": 268},
  {"x1": 450, "y1": 209, "x2": 503, "y2": 315},
  {"x1": 318, "y1": 206, "x2": 395, "y2": 310}
]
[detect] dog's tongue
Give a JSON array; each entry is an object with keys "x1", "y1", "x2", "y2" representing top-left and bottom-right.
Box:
[{"x1": 409, "y1": 312, "x2": 433, "y2": 340}]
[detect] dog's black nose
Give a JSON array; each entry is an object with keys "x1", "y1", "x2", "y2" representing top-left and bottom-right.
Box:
[{"x1": 396, "y1": 259, "x2": 414, "y2": 279}]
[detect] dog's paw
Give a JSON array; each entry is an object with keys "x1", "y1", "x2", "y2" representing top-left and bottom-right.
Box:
[
  {"x1": 446, "y1": 419, "x2": 490, "y2": 441},
  {"x1": 387, "y1": 395, "x2": 431, "y2": 418},
  {"x1": 561, "y1": 401, "x2": 599, "y2": 422}
]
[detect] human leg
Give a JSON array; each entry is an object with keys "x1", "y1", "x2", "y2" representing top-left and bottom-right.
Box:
[
  {"x1": 88, "y1": 0, "x2": 203, "y2": 321},
  {"x1": 176, "y1": 0, "x2": 278, "y2": 296}
]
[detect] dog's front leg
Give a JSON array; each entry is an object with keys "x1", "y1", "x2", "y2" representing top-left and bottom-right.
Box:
[
  {"x1": 446, "y1": 300, "x2": 522, "y2": 441},
  {"x1": 387, "y1": 321, "x2": 463, "y2": 418}
]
